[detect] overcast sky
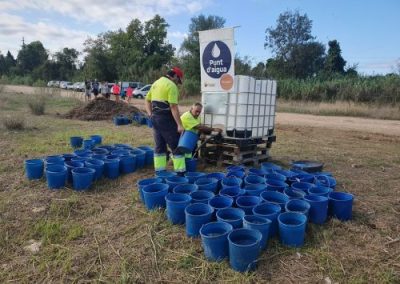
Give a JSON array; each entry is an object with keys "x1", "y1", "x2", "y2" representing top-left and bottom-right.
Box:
[{"x1": 0, "y1": 0, "x2": 399, "y2": 75}]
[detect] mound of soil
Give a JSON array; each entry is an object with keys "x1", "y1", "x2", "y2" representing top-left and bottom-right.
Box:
[{"x1": 64, "y1": 97, "x2": 144, "y2": 121}]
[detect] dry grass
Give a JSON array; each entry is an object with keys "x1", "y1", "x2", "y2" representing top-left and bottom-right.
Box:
[
  {"x1": 0, "y1": 92, "x2": 399, "y2": 282},
  {"x1": 278, "y1": 99, "x2": 400, "y2": 120},
  {"x1": 2, "y1": 114, "x2": 25, "y2": 130}
]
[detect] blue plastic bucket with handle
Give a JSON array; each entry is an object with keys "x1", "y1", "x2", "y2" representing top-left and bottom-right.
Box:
[
  {"x1": 165, "y1": 193, "x2": 192, "y2": 224},
  {"x1": 200, "y1": 221, "x2": 233, "y2": 262},
  {"x1": 25, "y1": 159, "x2": 44, "y2": 180},
  {"x1": 177, "y1": 131, "x2": 198, "y2": 154},
  {"x1": 185, "y1": 203, "x2": 214, "y2": 237}
]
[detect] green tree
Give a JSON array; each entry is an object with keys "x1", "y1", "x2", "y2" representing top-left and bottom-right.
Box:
[
  {"x1": 0, "y1": 52, "x2": 5, "y2": 76},
  {"x1": 2, "y1": 51, "x2": 17, "y2": 75},
  {"x1": 265, "y1": 10, "x2": 314, "y2": 60},
  {"x1": 324, "y1": 40, "x2": 346, "y2": 75},
  {"x1": 54, "y1": 47, "x2": 79, "y2": 79},
  {"x1": 251, "y1": 62, "x2": 266, "y2": 78},
  {"x1": 180, "y1": 14, "x2": 226, "y2": 95},
  {"x1": 17, "y1": 41, "x2": 48, "y2": 74},
  {"x1": 235, "y1": 56, "x2": 252, "y2": 75}
]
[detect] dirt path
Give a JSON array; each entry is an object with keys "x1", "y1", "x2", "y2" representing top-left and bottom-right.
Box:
[{"x1": 4, "y1": 84, "x2": 400, "y2": 136}]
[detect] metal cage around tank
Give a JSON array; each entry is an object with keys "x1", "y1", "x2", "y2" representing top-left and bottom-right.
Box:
[{"x1": 201, "y1": 75, "x2": 277, "y2": 140}]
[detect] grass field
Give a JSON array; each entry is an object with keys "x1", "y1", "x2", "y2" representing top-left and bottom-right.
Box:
[{"x1": 0, "y1": 91, "x2": 399, "y2": 283}]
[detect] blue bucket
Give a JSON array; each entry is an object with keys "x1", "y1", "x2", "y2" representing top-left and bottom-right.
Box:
[
  {"x1": 155, "y1": 170, "x2": 177, "y2": 182},
  {"x1": 226, "y1": 170, "x2": 246, "y2": 179},
  {"x1": 265, "y1": 173, "x2": 286, "y2": 182},
  {"x1": 260, "y1": 191, "x2": 289, "y2": 211},
  {"x1": 216, "y1": 207, "x2": 245, "y2": 229},
  {"x1": 131, "y1": 149, "x2": 146, "y2": 168},
  {"x1": 71, "y1": 156, "x2": 90, "y2": 163},
  {"x1": 278, "y1": 212, "x2": 307, "y2": 247},
  {"x1": 184, "y1": 171, "x2": 205, "y2": 184},
  {"x1": 236, "y1": 196, "x2": 262, "y2": 215},
  {"x1": 245, "y1": 184, "x2": 266, "y2": 196},
  {"x1": 248, "y1": 168, "x2": 268, "y2": 177},
  {"x1": 228, "y1": 228, "x2": 262, "y2": 272},
  {"x1": 104, "y1": 156, "x2": 120, "y2": 179},
  {"x1": 83, "y1": 139, "x2": 95, "y2": 150},
  {"x1": 92, "y1": 148, "x2": 109, "y2": 155},
  {"x1": 226, "y1": 165, "x2": 246, "y2": 172},
  {"x1": 72, "y1": 167, "x2": 95, "y2": 191},
  {"x1": 62, "y1": 153, "x2": 77, "y2": 162},
  {"x1": 165, "y1": 193, "x2": 192, "y2": 224},
  {"x1": 288, "y1": 173, "x2": 315, "y2": 184},
  {"x1": 243, "y1": 215, "x2": 271, "y2": 250},
  {"x1": 283, "y1": 188, "x2": 306, "y2": 200},
  {"x1": 274, "y1": 169, "x2": 296, "y2": 179},
  {"x1": 85, "y1": 158, "x2": 104, "y2": 180},
  {"x1": 46, "y1": 156, "x2": 65, "y2": 166},
  {"x1": 173, "y1": 183, "x2": 198, "y2": 194},
  {"x1": 74, "y1": 149, "x2": 92, "y2": 157},
  {"x1": 166, "y1": 176, "x2": 189, "y2": 192},
  {"x1": 261, "y1": 162, "x2": 281, "y2": 171},
  {"x1": 200, "y1": 221, "x2": 233, "y2": 261},
  {"x1": 92, "y1": 154, "x2": 107, "y2": 161},
  {"x1": 119, "y1": 154, "x2": 137, "y2": 174},
  {"x1": 25, "y1": 159, "x2": 44, "y2": 180},
  {"x1": 146, "y1": 118, "x2": 153, "y2": 128},
  {"x1": 308, "y1": 185, "x2": 332, "y2": 197},
  {"x1": 221, "y1": 176, "x2": 242, "y2": 188},
  {"x1": 209, "y1": 196, "x2": 234, "y2": 214},
  {"x1": 195, "y1": 178, "x2": 218, "y2": 193},
  {"x1": 137, "y1": 177, "x2": 162, "y2": 203},
  {"x1": 304, "y1": 195, "x2": 328, "y2": 224},
  {"x1": 185, "y1": 158, "x2": 197, "y2": 172},
  {"x1": 70, "y1": 136, "x2": 83, "y2": 148},
  {"x1": 90, "y1": 135, "x2": 102, "y2": 145},
  {"x1": 65, "y1": 160, "x2": 84, "y2": 183},
  {"x1": 315, "y1": 175, "x2": 337, "y2": 189},
  {"x1": 266, "y1": 179, "x2": 288, "y2": 192},
  {"x1": 285, "y1": 199, "x2": 311, "y2": 217},
  {"x1": 142, "y1": 183, "x2": 169, "y2": 210},
  {"x1": 177, "y1": 131, "x2": 198, "y2": 154},
  {"x1": 111, "y1": 149, "x2": 130, "y2": 156},
  {"x1": 185, "y1": 203, "x2": 214, "y2": 237},
  {"x1": 252, "y1": 203, "x2": 281, "y2": 237},
  {"x1": 137, "y1": 146, "x2": 154, "y2": 166},
  {"x1": 190, "y1": 190, "x2": 215, "y2": 204},
  {"x1": 328, "y1": 192, "x2": 354, "y2": 221},
  {"x1": 220, "y1": 186, "x2": 245, "y2": 202},
  {"x1": 205, "y1": 172, "x2": 225, "y2": 189},
  {"x1": 244, "y1": 175, "x2": 266, "y2": 185},
  {"x1": 291, "y1": 182, "x2": 314, "y2": 193},
  {"x1": 46, "y1": 165, "x2": 67, "y2": 189}
]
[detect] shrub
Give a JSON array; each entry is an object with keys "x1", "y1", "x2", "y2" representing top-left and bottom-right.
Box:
[
  {"x1": 2, "y1": 115, "x2": 25, "y2": 130},
  {"x1": 28, "y1": 95, "x2": 46, "y2": 115}
]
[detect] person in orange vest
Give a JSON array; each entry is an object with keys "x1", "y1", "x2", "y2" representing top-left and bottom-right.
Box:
[{"x1": 112, "y1": 82, "x2": 120, "y2": 102}]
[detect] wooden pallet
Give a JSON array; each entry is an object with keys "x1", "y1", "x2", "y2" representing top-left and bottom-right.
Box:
[{"x1": 199, "y1": 139, "x2": 270, "y2": 167}]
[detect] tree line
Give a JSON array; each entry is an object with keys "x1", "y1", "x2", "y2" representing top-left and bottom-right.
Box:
[{"x1": 0, "y1": 11, "x2": 398, "y2": 103}]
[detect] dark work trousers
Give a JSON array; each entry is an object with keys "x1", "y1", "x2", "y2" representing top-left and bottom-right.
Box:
[{"x1": 151, "y1": 112, "x2": 180, "y2": 155}]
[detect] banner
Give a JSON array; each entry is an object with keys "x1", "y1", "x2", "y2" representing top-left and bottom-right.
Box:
[{"x1": 199, "y1": 27, "x2": 235, "y2": 92}]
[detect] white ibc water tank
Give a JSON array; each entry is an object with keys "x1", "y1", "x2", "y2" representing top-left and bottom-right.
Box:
[{"x1": 202, "y1": 75, "x2": 277, "y2": 138}]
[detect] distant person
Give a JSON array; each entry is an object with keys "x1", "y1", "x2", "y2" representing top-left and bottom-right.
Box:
[
  {"x1": 84, "y1": 80, "x2": 91, "y2": 101},
  {"x1": 180, "y1": 102, "x2": 222, "y2": 158},
  {"x1": 101, "y1": 81, "x2": 110, "y2": 99},
  {"x1": 145, "y1": 66, "x2": 185, "y2": 174},
  {"x1": 126, "y1": 85, "x2": 133, "y2": 103},
  {"x1": 112, "y1": 82, "x2": 121, "y2": 102},
  {"x1": 92, "y1": 79, "x2": 99, "y2": 98}
]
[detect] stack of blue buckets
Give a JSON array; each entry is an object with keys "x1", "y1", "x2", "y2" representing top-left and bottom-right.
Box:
[
  {"x1": 137, "y1": 161, "x2": 354, "y2": 272},
  {"x1": 24, "y1": 135, "x2": 154, "y2": 191}
]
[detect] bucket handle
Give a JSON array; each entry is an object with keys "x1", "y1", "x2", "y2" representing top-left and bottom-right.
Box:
[{"x1": 316, "y1": 175, "x2": 331, "y2": 187}]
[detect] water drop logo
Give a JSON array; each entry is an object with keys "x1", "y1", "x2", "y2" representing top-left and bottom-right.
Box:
[{"x1": 202, "y1": 40, "x2": 232, "y2": 79}]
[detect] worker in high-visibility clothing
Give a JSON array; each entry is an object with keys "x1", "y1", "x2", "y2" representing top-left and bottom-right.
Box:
[
  {"x1": 145, "y1": 67, "x2": 185, "y2": 173},
  {"x1": 180, "y1": 102, "x2": 222, "y2": 159}
]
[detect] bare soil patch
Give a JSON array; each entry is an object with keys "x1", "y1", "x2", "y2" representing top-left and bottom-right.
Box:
[{"x1": 64, "y1": 97, "x2": 144, "y2": 121}]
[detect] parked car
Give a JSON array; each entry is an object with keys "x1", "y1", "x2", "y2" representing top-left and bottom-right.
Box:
[
  {"x1": 119, "y1": 81, "x2": 145, "y2": 97},
  {"x1": 73, "y1": 82, "x2": 85, "y2": 92},
  {"x1": 60, "y1": 81, "x2": 72, "y2": 89},
  {"x1": 47, "y1": 80, "x2": 60, "y2": 87},
  {"x1": 133, "y1": 84, "x2": 151, "y2": 99},
  {"x1": 66, "y1": 82, "x2": 75, "y2": 90}
]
